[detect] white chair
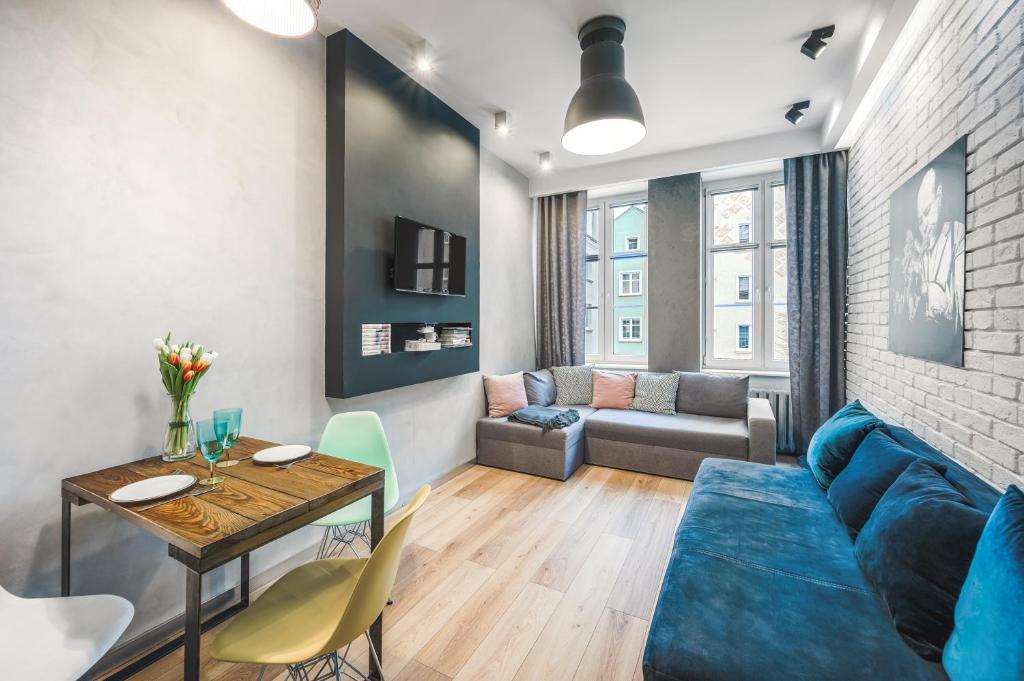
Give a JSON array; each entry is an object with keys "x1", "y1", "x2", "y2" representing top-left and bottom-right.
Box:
[{"x1": 0, "y1": 584, "x2": 133, "y2": 680}]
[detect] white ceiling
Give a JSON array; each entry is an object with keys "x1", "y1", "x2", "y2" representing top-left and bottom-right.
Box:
[{"x1": 318, "y1": 0, "x2": 904, "y2": 188}]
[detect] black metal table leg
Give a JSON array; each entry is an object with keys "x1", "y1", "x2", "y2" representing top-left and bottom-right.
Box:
[
  {"x1": 184, "y1": 569, "x2": 201, "y2": 681},
  {"x1": 241, "y1": 552, "x2": 250, "y2": 606},
  {"x1": 369, "y1": 487, "x2": 384, "y2": 680},
  {"x1": 61, "y1": 497, "x2": 71, "y2": 597}
]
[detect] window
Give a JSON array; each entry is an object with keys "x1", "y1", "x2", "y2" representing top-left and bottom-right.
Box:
[
  {"x1": 703, "y1": 174, "x2": 788, "y2": 371},
  {"x1": 619, "y1": 270, "x2": 642, "y2": 296},
  {"x1": 585, "y1": 193, "x2": 648, "y2": 364},
  {"x1": 736, "y1": 324, "x2": 751, "y2": 351},
  {"x1": 619, "y1": 317, "x2": 642, "y2": 342},
  {"x1": 736, "y1": 274, "x2": 751, "y2": 302}
]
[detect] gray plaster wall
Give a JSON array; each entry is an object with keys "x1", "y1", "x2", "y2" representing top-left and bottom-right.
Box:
[
  {"x1": 0, "y1": 0, "x2": 533, "y2": 642},
  {"x1": 648, "y1": 173, "x2": 702, "y2": 372}
]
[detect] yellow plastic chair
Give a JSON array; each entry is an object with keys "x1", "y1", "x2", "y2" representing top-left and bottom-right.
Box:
[{"x1": 210, "y1": 485, "x2": 430, "y2": 681}]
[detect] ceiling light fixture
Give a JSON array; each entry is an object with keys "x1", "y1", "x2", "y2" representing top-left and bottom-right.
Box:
[
  {"x1": 786, "y1": 100, "x2": 811, "y2": 125},
  {"x1": 538, "y1": 152, "x2": 552, "y2": 171},
  {"x1": 494, "y1": 111, "x2": 510, "y2": 135},
  {"x1": 801, "y1": 25, "x2": 835, "y2": 60},
  {"x1": 562, "y1": 16, "x2": 646, "y2": 156},
  {"x1": 222, "y1": 0, "x2": 319, "y2": 38},
  {"x1": 412, "y1": 39, "x2": 433, "y2": 72}
]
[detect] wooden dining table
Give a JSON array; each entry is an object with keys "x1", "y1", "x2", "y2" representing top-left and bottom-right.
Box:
[{"x1": 61, "y1": 436, "x2": 386, "y2": 681}]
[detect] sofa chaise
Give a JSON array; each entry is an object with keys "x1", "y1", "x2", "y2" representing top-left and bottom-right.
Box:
[{"x1": 643, "y1": 424, "x2": 1002, "y2": 681}]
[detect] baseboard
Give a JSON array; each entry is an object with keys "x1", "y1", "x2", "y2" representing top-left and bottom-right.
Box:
[{"x1": 85, "y1": 457, "x2": 477, "y2": 680}]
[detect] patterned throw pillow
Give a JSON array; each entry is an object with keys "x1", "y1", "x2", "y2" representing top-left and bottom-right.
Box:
[
  {"x1": 552, "y1": 365, "x2": 594, "y2": 405},
  {"x1": 631, "y1": 372, "x2": 680, "y2": 415}
]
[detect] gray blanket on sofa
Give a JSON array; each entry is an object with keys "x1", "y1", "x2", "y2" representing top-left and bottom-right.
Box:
[{"x1": 508, "y1": 405, "x2": 580, "y2": 432}]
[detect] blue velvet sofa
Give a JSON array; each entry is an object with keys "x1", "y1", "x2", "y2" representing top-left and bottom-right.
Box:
[{"x1": 643, "y1": 425, "x2": 1000, "y2": 681}]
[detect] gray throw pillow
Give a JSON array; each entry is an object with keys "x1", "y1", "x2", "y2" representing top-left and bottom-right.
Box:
[
  {"x1": 524, "y1": 369, "x2": 556, "y2": 406},
  {"x1": 631, "y1": 372, "x2": 680, "y2": 415},
  {"x1": 552, "y1": 365, "x2": 594, "y2": 405},
  {"x1": 675, "y1": 371, "x2": 749, "y2": 419}
]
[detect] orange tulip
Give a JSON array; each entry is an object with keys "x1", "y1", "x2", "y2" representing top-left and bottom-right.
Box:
[
  {"x1": 183, "y1": 370, "x2": 195, "y2": 382},
  {"x1": 193, "y1": 360, "x2": 208, "y2": 372},
  {"x1": 180, "y1": 360, "x2": 193, "y2": 373},
  {"x1": 168, "y1": 353, "x2": 179, "y2": 366}
]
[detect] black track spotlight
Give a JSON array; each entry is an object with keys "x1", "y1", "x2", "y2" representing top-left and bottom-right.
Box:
[
  {"x1": 801, "y1": 25, "x2": 835, "y2": 60},
  {"x1": 785, "y1": 101, "x2": 810, "y2": 125}
]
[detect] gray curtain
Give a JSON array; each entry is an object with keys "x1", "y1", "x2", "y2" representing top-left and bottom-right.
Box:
[
  {"x1": 537, "y1": 191, "x2": 587, "y2": 367},
  {"x1": 785, "y1": 150, "x2": 848, "y2": 454}
]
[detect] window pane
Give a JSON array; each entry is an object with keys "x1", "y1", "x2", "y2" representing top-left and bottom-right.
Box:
[
  {"x1": 737, "y1": 324, "x2": 750, "y2": 350},
  {"x1": 773, "y1": 246, "x2": 788, "y2": 362},
  {"x1": 712, "y1": 250, "x2": 753, "y2": 361},
  {"x1": 737, "y1": 275, "x2": 750, "y2": 301},
  {"x1": 712, "y1": 189, "x2": 755, "y2": 245},
  {"x1": 586, "y1": 208, "x2": 600, "y2": 243},
  {"x1": 585, "y1": 258, "x2": 599, "y2": 355},
  {"x1": 612, "y1": 202, "x2": 646, "y2": 254},
  {"x1": 772, "y1": 184, "x2": 786, "y2": 241}
]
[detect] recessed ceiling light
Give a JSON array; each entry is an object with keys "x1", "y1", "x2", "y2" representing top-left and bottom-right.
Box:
[
  {"x1": 412, "y1": 39, "x2": 433, "y2": 72},
  {"x1": 801, "y1": 25, "x2": 835, "y2": 60},
  {"x1": 538, "y1": 152, "x2": 552, "y2": 171},
  {"x1": 494, "y1": 111, "x2": 510, "y2": 135},
  {"x1": 786, "y1": 100, "x2": 811, "y2": 125},
  {"x1": 562, "y1": 16, "x2": 646, "y2": 156},
  {"x1": 222, "y1": 0, "x2": 319, "y2": 38}
]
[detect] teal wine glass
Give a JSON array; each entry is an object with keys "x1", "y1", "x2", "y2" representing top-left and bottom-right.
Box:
[
  {"x1": 213, "y1": 408, "x2": 243, "y2": 468},
  {"x1": 195, "y1": 418, "x2": 225, "y2": 485}
]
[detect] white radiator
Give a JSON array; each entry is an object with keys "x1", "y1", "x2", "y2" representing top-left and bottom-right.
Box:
[{"x1": 750, "y1": 389, "x2": 796, "y2": 454}]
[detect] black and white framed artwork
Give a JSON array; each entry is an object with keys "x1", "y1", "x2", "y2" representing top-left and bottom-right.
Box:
[{"x1": 889, "y1": 135, "x2": 967, "y2": 367}]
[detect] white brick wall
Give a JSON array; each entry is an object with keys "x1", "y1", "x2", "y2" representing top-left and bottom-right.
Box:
[{"x1": 846, "y1": 0, "x2": 1024, "y2": 488}]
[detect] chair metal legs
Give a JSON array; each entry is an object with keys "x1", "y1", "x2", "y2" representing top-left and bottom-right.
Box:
[
  {"x1": 283, "y1": 631, "x2": 383, "y2": 681},
  {"x1": 285, "y1": 651, "x2": 341, "y2": 681},
  {"x1": 316, "y1": 521, "x2": 371, "y2": 559}
]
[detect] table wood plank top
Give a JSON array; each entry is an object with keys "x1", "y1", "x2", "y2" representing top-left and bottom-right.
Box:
[{"x1": 62, "y1": 436, "x2": 383, "y2": 560}]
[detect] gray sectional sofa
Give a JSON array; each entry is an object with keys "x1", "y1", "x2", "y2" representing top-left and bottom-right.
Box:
[{"x1": 476, "y1": 369, "x2": 777, "y2": 481}]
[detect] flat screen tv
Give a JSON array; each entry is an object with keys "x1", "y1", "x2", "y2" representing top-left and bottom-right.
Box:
[{"x1": 393, "y1": 216, "x2": 467, "y2": 296}]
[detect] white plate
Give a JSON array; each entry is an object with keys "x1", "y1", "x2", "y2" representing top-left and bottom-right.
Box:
[
  {"x1": 253, "y1": 444, "x2": 312, "y2": 464},
  {"x1": 110, "y1": 474, "x2": 197, "y2": 504}
]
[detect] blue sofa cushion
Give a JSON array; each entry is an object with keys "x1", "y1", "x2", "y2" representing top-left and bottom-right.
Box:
[
  {"x1": 644, "y1": 459, "x2": 947, "y2": 681},
  {"x1": 882, "y1": 426, "x2": 1001, "y2": 513},
  {"x1": 807, "y1": 400, "x2": 882, "y2": 489},
  {"x1": 828, "y1": 430, "x2": 947, "y2": 539},
  {"x1": 943, "y1": 485, "x2": 1024, "y2": 681},
  {"x1": 855, "y1": 461, "x2": 987, "y2": 661}
]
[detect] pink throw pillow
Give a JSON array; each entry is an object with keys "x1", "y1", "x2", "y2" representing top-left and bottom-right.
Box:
[
  {"x1": 483, "y1": 371, "x2": 529, "y2": 418},
  {"x1": 591, "y1": 370, "x2": 637, "y2": 409}
]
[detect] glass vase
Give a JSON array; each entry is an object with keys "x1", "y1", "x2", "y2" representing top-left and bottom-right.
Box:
[{"x1": 162, "y1": 395, "x2": 196, "y2": 462}]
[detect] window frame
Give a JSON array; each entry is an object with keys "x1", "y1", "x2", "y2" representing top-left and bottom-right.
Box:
[
  {"x1": 625, "y1": 235, "x2": 640, "y2": 251},
  {"x1": 618, "y1": 316, "x2": 643, "y2": 342},
  {"x1": 586, "y1": 191, "x2": 649, "y2": 366},
  {"x1": 619, "y1": 270, "x2": 643, "y2": 296},
  {"x1": 702, "y1": 173, "x2": 788, "y2": 373},
  {"x1": 736, "y1": 274, "x2": 751, "y2": 302},
  {"x1": 736, "y1": 323, "x2": 751, "y2": 352}
]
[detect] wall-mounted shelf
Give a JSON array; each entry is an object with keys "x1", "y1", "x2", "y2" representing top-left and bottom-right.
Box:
[{"x1": 360, "y1": 322, "x2": 473, "y2": 356}]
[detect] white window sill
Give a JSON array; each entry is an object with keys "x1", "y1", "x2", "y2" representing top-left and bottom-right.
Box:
[{"x1": 702, "y1": 367, "x2": 790, "y2": 378}]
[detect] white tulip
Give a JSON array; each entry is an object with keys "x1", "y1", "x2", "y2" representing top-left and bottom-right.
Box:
[
  {"x1": 171, "y1": 344, "x2": 180, "y2": 353},
  {"x1": 201, "y1": 352, "x2": 214, "y2": 365},
  {"x1": 152, "y1": 338, "x2": 166, "y2": 352}
]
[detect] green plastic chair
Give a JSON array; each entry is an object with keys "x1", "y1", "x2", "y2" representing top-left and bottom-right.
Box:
[{"x1": 312, "y1": 411, "x2": 400, "y2": 559}]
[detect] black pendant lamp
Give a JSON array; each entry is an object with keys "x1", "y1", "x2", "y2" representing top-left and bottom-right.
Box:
[{"x1": 562, "y1": 16, "x2": 646, "y2": 156}]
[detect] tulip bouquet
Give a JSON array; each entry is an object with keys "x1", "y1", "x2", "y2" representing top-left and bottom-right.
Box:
[{"x1": 153, "y1": 333, "x2": 219, "y2": 461}]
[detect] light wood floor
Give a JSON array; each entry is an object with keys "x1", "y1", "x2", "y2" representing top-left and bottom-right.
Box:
[{"x1": 123, "y1": 464, "x2": 693, "y2": 681}]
